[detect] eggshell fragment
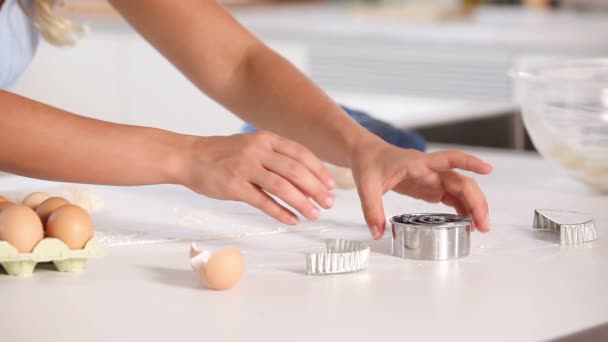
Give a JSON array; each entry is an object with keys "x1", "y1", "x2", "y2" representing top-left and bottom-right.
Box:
[
  {"x1": 46, "y1": 204, "x2": 94, "y2": 250},
  {"x1": 189, "y1": 243, "x2": 211, "y2": 271},
  {"x1": 189, "y1": 243, "x2": 244, "y2": 290},
  {"x1": 35, "y1": 197, "x2": 70, "y2": 225},
  {"x1": 21, "y1": 192, "x2": 51, "y2": 209},
  {"x1": 190, "y1": 243, "x2": 201, "y2": 259},
  {"x1": 0, "y1": 205, "x2": 44, "y2": 253}
]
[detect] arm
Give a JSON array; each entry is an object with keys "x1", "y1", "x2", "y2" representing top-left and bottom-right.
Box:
[
  {"x1": 109, "y1": 0, "x2": 493, "y2": 237},
  {"x1": 0, "y1": 90, "x2": 333, "y2": 225},
  {"x1": 107, "y1": 0, "x2": 371, "y2": 168},
  {"x1": 0, "y1": 90, "x2": 185, "y2": 185}
]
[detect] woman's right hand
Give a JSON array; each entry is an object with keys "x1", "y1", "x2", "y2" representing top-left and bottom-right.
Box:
[{"x1": 179, "y1": 131, "x2": 336, "y2": 225}]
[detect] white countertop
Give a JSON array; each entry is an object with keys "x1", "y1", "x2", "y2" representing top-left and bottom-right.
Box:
[{"x1": 1, "y1": 146, "x2": 607, "y2": 341}]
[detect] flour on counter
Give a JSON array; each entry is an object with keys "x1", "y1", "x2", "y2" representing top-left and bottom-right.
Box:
[
  {"x1": 96, "y1": 224, "x2": 333, "y2": 248},
  {"x1": 5, "y1": 185, "x2": 105, "y2": 213},
  {"x1": 95, "y1": 229, "x2": 176, "y2": 247},
  {"x1": 55, "y1": 185, "x2": 105, "y2": 213}
]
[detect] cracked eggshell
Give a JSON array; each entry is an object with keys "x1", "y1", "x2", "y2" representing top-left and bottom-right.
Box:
[
  {"x1": 190, "y1": 243, "x2": 201, "y2": 259},
  {"x1": 189, "y1": 243, "x2": 210, "y2": 271},
  {"x1": 189, "y1": 243, "x2": 244, "y2": 291}
]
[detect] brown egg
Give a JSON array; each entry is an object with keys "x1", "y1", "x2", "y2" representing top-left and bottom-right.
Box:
[
  {"x1": 0, "y1": 195, "x2": 8, "y2": 203},
  {"x1": 190, "y1": 244, "x2": 244, "y2": 290},
  {"x1": 0, "y1": 205, "x2": 44, "y2": 253},
  {"x1": 0, "y1": 201, "x2": 17, "y2": 213},
  {"x1": 46, "y1": 204, "x2": 94, "y2": 249},
  {"x1": 21, "y1": 192, "x2": 51, "y2": 209},
  {"x1": 35, "y1": 197, "x2": 70, "y2": 225}
]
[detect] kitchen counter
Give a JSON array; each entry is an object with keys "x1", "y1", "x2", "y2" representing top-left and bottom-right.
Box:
[{"x1": 1, "y1": 146, "x2": 607, "y2": 341}]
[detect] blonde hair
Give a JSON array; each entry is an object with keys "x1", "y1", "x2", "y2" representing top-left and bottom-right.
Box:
[{"x1": 18, "y1": 0, "x2": 85, "y2": 46}]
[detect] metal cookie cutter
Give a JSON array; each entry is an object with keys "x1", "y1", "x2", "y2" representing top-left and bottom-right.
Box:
[
  {"x1": 305, "y1": 239, "x2": 370, "y2": 275},
  {"x1": 533, "y1": 209, "x2": 598, "y2": 245},
  {"x1": 391, "y1": 213, "x2": 471, "y2": 260}
]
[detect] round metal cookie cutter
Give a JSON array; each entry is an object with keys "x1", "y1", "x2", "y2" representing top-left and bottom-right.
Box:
[{"x1": 390, "y1": 213, "x2": 472, "y2": 260}]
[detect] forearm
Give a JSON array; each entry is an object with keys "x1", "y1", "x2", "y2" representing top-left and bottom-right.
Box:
[
  {"x1": 219, "y1": 44, "x2": 378, "y2": 167},
  {"x1": 0, "y1": 90, "x2": 188, "y2": 185},
  {"x1": 109, "y1": 0, "x2": 380, "y2": 167}
]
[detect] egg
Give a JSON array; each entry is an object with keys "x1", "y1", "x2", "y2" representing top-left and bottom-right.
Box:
[
  {"x1": 21, "y1": 192, "x2": 51, "y2": 209},
  {"x1": 46, "y1": 204, "x2": 94, "y2": 249},
  {"x1": 190, "y1": 243, "x2": 244, "y2": 290},
  {"x1": 35, "y1": 197, "x2": 70, "y2": 225},
  {"x1": 0, "y1": 205, "x2": 44, "y2": 253},
  {"x1": 0, "y1": 201, "x2": 16, "y2": 212},
  {"x1": 0, "y1": 195, "x2": 8, "y2": 203}
]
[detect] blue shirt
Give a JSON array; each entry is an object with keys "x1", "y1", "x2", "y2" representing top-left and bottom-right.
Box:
[{"x1": 0, "y1": 0, "x2": 39, "y2": 90}]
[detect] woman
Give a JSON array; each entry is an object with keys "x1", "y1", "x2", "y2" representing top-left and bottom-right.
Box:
[{"x1": 0, "y1": 0, "x2": 492, "y2": 239}]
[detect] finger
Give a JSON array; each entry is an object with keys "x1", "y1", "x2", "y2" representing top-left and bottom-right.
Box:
[
  {"x1": 428, "y1": 150, "x2": 493, "y2": 175},
  {"x1": 238, "y1": 183, "x2": 299, "y2": 226},
  {"x1": 441, "y1": 172, "x2": 490, "y2": 233},
  {"x1": 262, "y1": 154, "x2": 333, "y2": 209},
  {"x1": 272, "y1": 137, "x2": 336, "y2": 189},
  {"x1": 355, "y1": 172, "x2": 386, "y2": 240},
  {"x1": 470, "y1": 179, "x2": 491, "y2": 232},
  {"x1": 441, "y1": 193, "x2": 468, "y2": 216},
  {"x1": 440, "y1": 193, "x2": 475, "y2": 232},
  {"x1": 252, "y1": 170, "x2": 321, "y2": 221}
]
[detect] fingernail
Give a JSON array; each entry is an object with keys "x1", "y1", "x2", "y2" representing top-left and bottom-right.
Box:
[
  {"x1": 326, "y1": 178, "x2": 336, "y2": 189},
  {"x1": 324, "y1": 196, "x2": 334, "y2": 208},
  {"x1": 310, "y1": 207, "x2": 320, "y2": 220},
  {"x1": 288, "y1": 216, "x2": 299, "y2": 225}
]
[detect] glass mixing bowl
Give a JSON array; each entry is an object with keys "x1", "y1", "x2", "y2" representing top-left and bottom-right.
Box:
[{"x1": 511, "y1": 58, "x2": 608, "y2": 192}]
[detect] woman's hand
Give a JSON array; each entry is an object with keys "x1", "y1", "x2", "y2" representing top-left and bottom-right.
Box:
[
  {"x1": 180, "y1": 131, "x2": 336, "y2": 225},
  {"x1": 351, "y1": 139, "x2": 493, "y2": 239},
  {"x1": 107, "y1": 2, "x2": 492, "y2": 235}
]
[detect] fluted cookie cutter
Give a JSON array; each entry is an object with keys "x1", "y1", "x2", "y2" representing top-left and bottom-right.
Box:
[
  {"x1": 305, "y1": 239, "x2": 370, "y2": 275},
  {"x1": 533, "y1": 209, "x2": 598, "y2": 245},
  {"x1": 391, "y1": 213, "x2": 471, "y2": 260}
]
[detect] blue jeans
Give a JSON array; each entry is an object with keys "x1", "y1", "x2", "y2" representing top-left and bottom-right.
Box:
[{"x1": 242, "y1": 105, "x2": 426, "y2": 152}]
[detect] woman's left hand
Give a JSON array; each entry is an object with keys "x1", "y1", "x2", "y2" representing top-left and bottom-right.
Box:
[{"x1": 351, "y1": 140, "x2": 493, "y2": 239}]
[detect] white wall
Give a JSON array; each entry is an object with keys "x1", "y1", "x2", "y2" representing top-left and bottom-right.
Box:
[{"x1": 13, "y1": 21, "x2": 310, "y2": 137}]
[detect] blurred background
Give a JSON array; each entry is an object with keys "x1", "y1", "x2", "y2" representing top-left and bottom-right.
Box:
[{"x1": 13, "y1": 0, "x2": 608, "y2": 150}]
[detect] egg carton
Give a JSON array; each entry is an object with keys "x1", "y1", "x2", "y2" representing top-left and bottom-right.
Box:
[{"x1": 0, "y1": 238, "x2": 105, "y2": 277}]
